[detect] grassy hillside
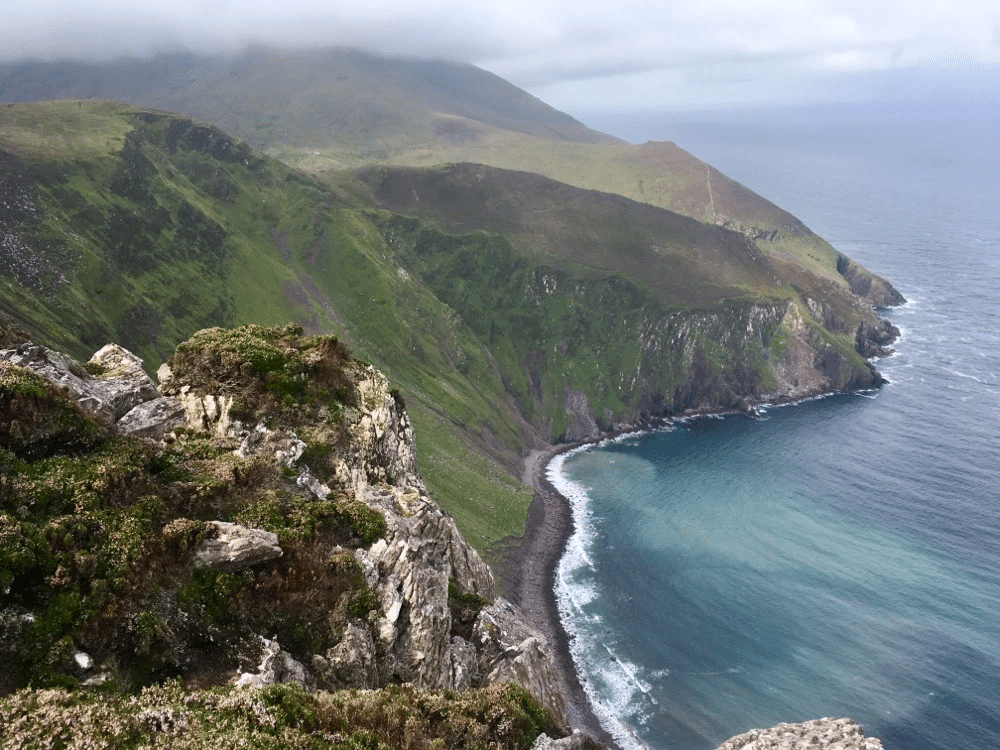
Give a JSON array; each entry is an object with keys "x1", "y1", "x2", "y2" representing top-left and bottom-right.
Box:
[
  {"x1": 0, "y1": 100, "x2": 896, "y2": 555},
  {"x1": 0, "y1": 101, "x2": 532, "y2": 551},
  {"x1": 0, "y1": 48, "x2": 881, "y2": 284}
]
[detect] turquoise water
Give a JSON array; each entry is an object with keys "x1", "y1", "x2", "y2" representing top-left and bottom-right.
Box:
[{"x1": 553, "y1": 103, "x2": 1000, "y2": 750}]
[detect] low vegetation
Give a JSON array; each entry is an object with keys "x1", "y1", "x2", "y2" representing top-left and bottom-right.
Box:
[
  {"x1": 0, "y1": 99, "x2": 895, "y2": 559},
  {"x1": 0, "y1": 681, "x2": 559, "y2": 750},
  {"x1": 0, "y1": 326, "x2": 391, "y2": 693}
]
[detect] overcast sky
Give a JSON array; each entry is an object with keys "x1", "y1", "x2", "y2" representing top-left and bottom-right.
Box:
[{"x1": 4, "y1": 0, "x2": 1000, "y2": 110}]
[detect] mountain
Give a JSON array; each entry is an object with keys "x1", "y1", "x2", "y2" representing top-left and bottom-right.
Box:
[
  {"x1": 0, "y1": 47, "x2": 618, "y2": 163},
  {"x1": 0, "y1": 46, "x2": 906, "y2": 299},
  {"x1": 0, "y1": 47, "x2": 905, "y2": 319},
  {"x1": 0, "y1": 98, "x2": 901, "y2": 552}
]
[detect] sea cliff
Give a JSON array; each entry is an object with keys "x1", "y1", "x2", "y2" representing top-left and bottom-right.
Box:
[
  {"x1": 0, "y1": 322, "x2": 893, "y2": 749},
  {"x1": 0, "y1": 324, "x2": 583, "y2": 746}
]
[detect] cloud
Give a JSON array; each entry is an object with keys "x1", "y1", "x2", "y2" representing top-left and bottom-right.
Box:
[{"x1": 3, "y1": 0, "x2": 999, "y2": 108}]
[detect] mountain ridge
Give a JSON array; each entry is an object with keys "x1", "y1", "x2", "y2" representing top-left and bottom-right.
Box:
[
  {"x1": 0, "y1": 99, "x2": 901, "y2": 551},
  {"x1": 0, "y1": 45, "x2": 904, "y2": 309},
  {"x1": 0, "y1": 51, "x2": 905, "y2": 750}
]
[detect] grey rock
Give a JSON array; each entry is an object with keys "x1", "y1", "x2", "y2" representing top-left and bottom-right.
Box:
[
  {"x1": 0, "y1": 341, "x2": 160, "y2": 427},
  {"x1": 175, "y1": 387, "x2": 242, "y2": 438},
  {"x1": 448, "y1": 636, "x2": 479, "y2": 692},
  {"x1": 87, "y1": 344, "x2": 159, "y2": 419},
  {"x1": 236, "y1": 421, "x2": 306, "y2": 467},
  {"x1": 117, "y1": 396, "x2": 186, "y2": 440},
  {"x1": 193, "y1": 521, "x2": 283, "y2": 573},
  {"x1": 716, "y1": 717, "x2": 884, "y2": 750},
  {"x1": 235, "y1": 636, "x2": 309, "y2": 689},
  {"x1": 0, "y1": 343, "x2": 115, "y2": 424},
  {"x1": 352, "y1": 482, "x2": 496, "y2": 690},
  {"x1": 313, "y1": 621, "x2": 379, "y2": 689},
  {"x1": 473, "y1": 597, "x2": 568, "y2": 730}
]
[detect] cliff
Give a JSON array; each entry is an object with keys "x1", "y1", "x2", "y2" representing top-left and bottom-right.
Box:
[
  {"x1": 0, "y1": 324, "x2": 579, "y2": 746},
  {"x1": 0, "y1": 101, "x2": 903, "y2": 556},
  {"x1": 0, "y1": 323, "x2": 893, "y2": 750}
]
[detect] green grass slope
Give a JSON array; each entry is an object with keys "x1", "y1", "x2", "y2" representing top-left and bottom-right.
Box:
[
  {"x1": 354, "y1": 163, "x2": 893, "y2": 431},
  {"x1": 0, "y1": 101, "x2": 896, "y2": 554},
  {"x1": 0, "y1": 101, "x2": 532, "y2": 550},
  {"x1": 0, "y1": 47, "x2": 904, "y2": 301}
]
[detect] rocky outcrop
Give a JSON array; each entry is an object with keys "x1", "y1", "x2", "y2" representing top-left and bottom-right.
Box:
[
  {"x1": 86, "y1": 344, "x2": 160, "y2": 419},
  {"x1": 474, "y1": 597, "x2": 568, "y2": 728},
  {"x1": 234, "y1": 636, "x2": 309, "y2": 689},
  {"x1": 116, "y1": 396, "x2": 186, "y2": 440},
  {"x1": 716, "y1": 717, "x2": 883, "y2": 750},
  {"x1": 837, "y1": 255, "x2": 906, "y2": 308},
  {"x1": 193, "y1": 521, "x2": 284, "y2": 573},
  {"x1": 1, "y1": 342, "x2": 178, "y2": 434},
  {"x1": 855, "y1": 318, "x2": 900, "y2": 359},
  {"x1": 563, "y1": 388, "x2": 601, "y2": 442},
  {"x1": 2, "y1": 327, "x2": 571, "y2": 734}
]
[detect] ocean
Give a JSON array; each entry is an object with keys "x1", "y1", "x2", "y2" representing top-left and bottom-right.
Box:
[{"x1": 551, "y1": 102, "x2": 1000, "y2": 750}]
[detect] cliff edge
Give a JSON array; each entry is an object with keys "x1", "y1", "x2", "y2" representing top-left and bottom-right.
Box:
[
  {"x1": 0, "y1": 324, "x2": 576, "y2": 745},
  {"x1": 0, "y1": 322, "x2": 888, "y2": 750}
]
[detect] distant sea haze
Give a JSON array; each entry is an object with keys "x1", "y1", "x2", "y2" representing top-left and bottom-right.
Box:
[{"x1": 552, "y1": 101, "x2": 1000, "y2": 750}]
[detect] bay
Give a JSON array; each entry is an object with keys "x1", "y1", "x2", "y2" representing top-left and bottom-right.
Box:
[{"x1": 553, "y1": 102, "x2": 1000, "y2": 750}]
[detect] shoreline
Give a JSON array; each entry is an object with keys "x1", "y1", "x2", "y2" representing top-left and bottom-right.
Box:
[
  {"x1": 492, "y1": 396, "x2": 870, "y2": 749},
  {"x1": 492, "y1": 439, "x2": 619, "y2": 748}
]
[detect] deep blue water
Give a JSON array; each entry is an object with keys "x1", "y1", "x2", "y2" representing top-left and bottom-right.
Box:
[{"x1": 552, "y1": 102, "x2": 1000, "y2": 750}]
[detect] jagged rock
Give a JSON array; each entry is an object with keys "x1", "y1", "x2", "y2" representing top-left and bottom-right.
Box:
[
  {"x1": 236, "y1": 421, "x2": 306, "y2": 467},
  {"x1": 86, "y1": 344, "x2": 159, "y2": 419},
  {"x1": 449, "y1": 636, "x2": 479, "y2": 692},
  {"x1": 856, "y1": 319, "x2": 900, "y2": 358},
  {"x1": 533, "y1": 731, "x2": 604, "y2": 750},
  {"x1": 334, "y1": 364, "x2": 420, "y2": 489},
  {"x1": 0, "y1": 343, "x2": 116, "y2": 424},
  {"x1": 352, "y1": 482, "x2": 496, "y2": 689},
  {"x1": 175, "y1": 386, "x2": 240, "y2": 437},
  {"x1": 0, "y1": 341, "x2": 159, "y2": 428},
  {"x1": 312, "y1": 621, "x2": 379, "y2": 689},
  {"x1": 473, "y1": 597, "x2": 568, "y2": 730},
  {"x1": 116, "y1": 396, "x2": 186, "y2": 440},
  {"x1": 235, "y1": 636, "x2": 309, "y2": 689},
  {"x1": 563, "y1": 388, "x2": 600, "y2": 442},
  {"x1": 193, "y1": 521, "x2": 283, "y2": 573},
  {"x1": 716, "y1": 717, "x2": 884, "y2": 750}
]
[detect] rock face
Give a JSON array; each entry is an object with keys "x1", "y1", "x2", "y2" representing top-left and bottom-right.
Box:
[
  {"x1": 473, "y1": 597, "x2": 568, "y2": 728},
  {"x1": 716, "y1": 718, "x2": 884, "y2": 750},
  {"x1": 0, "y1": 342, "x2": 180, "y2": 435},
  {"x1": 1, "y1": 327, "x2": 570, "y2": 732},
  {"x1": 193, "y1": 522, "x2": 284, "y2": 573},
  {"x1": 837, "y1": 255, "x2": 906, "y2": 308}
]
